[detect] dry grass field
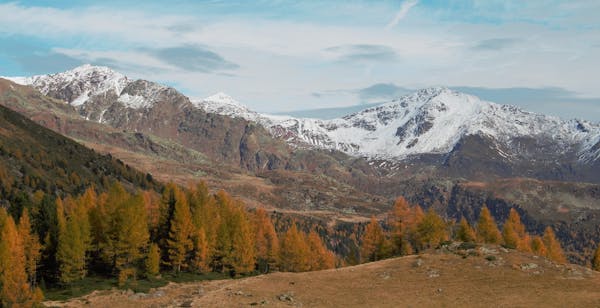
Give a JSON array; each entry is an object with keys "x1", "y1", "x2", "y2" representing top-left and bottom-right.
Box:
[{"x1": 45, "y1": 244, "x2": 600, "y2": 307}]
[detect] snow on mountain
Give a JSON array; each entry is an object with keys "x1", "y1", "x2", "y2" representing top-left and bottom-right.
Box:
[
  {"x1": 6, "y1": 64, "x2": 130, "y2": 106},
  {"x1": 7, "y1": 66, "x2": 600, "y2": 162},
  {"x1": 196, "y1": 88, "x2": 600, "y2": 161},
  {"x1": 192, "y1": 92, "x2": 262, "y2": 121}
]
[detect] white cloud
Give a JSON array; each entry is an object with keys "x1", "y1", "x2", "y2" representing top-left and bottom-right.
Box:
[
  {"x1": 0, "y1": 2, "x2": 599, "y2": 115},
  {"x1": 386, "y1": 0, "x2": 418, "y2": 29}
]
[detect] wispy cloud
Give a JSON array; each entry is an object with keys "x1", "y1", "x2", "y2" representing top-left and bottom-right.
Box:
[
  {"x1": 150, "y1": 45, "x2": 239, "y2": 73},
  {"x1": 325, "y1": 44, "x2": 398, "y2": 63},
  {"x1": 0, "y1": 1, "x2": 599, "y2": 118},
  {"x1": 472, "y1": 38, "x2": 519, "y2": 51},
  {"x1": 386, "y1": 0, "x2": 418, "y2": 29}
]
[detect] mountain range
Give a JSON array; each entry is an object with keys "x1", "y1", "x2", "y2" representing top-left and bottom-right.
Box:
[
  {"x1": 6, "y1": 64, "x2": 600, "y2": 183},
  {"x1": 3, "y1": 64, "x2": 600, "y2": 263}
]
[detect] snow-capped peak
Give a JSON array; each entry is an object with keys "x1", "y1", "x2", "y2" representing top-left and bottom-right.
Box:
[
  {"x1": 5, "y1": 64, "x2": 130, "y2": 106},
  {"x1": 191, "y1": 86, "x2": 600, "y2": 161},
  {"x1": 193, "y1": 92, "x2": 263, "y2": 121},
  {"x1": 204, "y1": 92, "x2": 243, "y2": 107}
]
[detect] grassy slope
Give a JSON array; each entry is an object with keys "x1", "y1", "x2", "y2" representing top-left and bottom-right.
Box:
[{"x1": 45, "y1": 244, "x2": 600, "y2": 307}]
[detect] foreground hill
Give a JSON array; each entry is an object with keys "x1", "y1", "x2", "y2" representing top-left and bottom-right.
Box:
[{"x1": 45, "y1": 244, "x2": 600, "y2": 307}]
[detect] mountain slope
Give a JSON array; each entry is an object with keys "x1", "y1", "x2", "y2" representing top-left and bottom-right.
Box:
[
  {"x1": 0, "y1": 97, "x2": 159, "y2": 200},
  {"x1": 9, "y1": 65, "x2": 600, "y2": 170},
  {"x1": 192, "y1": 87, "x2": 600, "y2": 163}
]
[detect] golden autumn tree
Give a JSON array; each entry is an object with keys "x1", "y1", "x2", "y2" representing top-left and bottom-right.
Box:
[
  {"x1": 280, "y1": 223, "x2": 310, "y2": 272},
  {"x1": 415, "y1": 208, "x2": 448, "y2": 250},
  {"x1": 389, "y1": 197, "x2": 413, "y2": 256},
  {"x1": 405, "y1": 205, "x2": 425, "y2": 252},
  {"x1": 166, "y1": 187, "x2": 194, "y2": 273},
  {"x1": 213, "y1": 191, "x2": 235, "y2": 272},
  {"x1": 18, "y1": 208, "x2": 42, "y2": 288},
  {"x1": 476, "y1": 206, "x2": 502, "y2": 244},
  {"x1": 0, "y1": 210, "x2": 35, "y2": 306},
  {"x1": 146, "y1": 243, "x2": 161, "y2": 277},
  {"x1": 191, "y1": 228, "x2": 210, "y2": 273},
  {"x1": 253, "y1": 208, "x2": 279, "y2": 273},
  {"x1": 530, "y1": 236, "x2": 547, "y2": 256},
  {"x1": 360, "y1": 217, "x2": 389, "y2": 263},
  {"x1": 229, "y1": 207, "x2": 256, "y2": 275},
  {"x1": 502, "y1": 209, "x2": 531, "y2": 252},
  {"x1": 455, "y1": 217, "x2": 476, "y2": 242},
  {"x1": 502, "y1": 220, "x2": 519, "y2": 249},
  {"x1": 307, "y1": 230, "x2": 335, "y2": 271},
  {"x1": 543, "y1": 226, "x2": 566, "y2": 263},
  {"x1": 56, "y1": 196, "x2": 91, "y2": 284},
  {"x1": 113, "y1": 193, "x2": 149, "y2": 280},
  {"x1": 592, "y1": 244, "x2": 600, "y2": 271}
]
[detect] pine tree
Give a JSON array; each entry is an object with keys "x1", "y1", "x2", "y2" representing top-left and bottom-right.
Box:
[
  {"x1": 146, "y1": 243, "x2": 161, "y2": 277},
  {"x1": 415, "y1": 208, "x2": 448, "y2": 250},
  {"x1": 166, "y1": 187, "x2": 194, "y2": 272},
  {"x1": 280, "y1": 223, "x2": 310, "y2": 272},
  {"x1": 592, "y1": 244, "x2": 600, "y2": 271},
  {"x1": 543, "y1": 226, "x2": 566, "y2": 263},
  {"x1": 18, "y1": 208, "x2": 42, "y2": 288},
  {"x1": 455, "y1": 217, "x2": 476, "y2": 242},
  {"x1": 476, "y1": 206, "x2": 501, "y2": 244},
  {"x1": 360, "y1": 217, "x2": 389, "y2": 263},
  {"x1": 0, "y1": 210, "x2": 34, "y2": 306},
  {"x1": 253, "y1": 208, "x2": 279, "y2": 273}
]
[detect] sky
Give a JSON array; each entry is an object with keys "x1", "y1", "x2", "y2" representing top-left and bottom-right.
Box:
[{"x1": 1, "y1": 0, "x2": 599, "y2": 121}]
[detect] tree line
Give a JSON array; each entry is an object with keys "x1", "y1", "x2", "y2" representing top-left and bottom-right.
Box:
[
  {"x1": 0, "y1": 181, "x2": 336, "y2": 306},
  {"x1": 360, "y1": 197, "x2": 567, "y2": 263}
]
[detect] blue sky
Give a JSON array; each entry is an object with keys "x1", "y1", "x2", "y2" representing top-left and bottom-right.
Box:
[{"x1": 1, "y1": 0, "x2": 600, "y2": 121}]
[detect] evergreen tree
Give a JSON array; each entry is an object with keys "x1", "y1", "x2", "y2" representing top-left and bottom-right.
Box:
[
  {"x1": 543, "y1": 226, "x2": 566, "y2": 263},
  {"x1": 476, "y1": 206, "x2": 501, "y2": 244},
  {"x1": 455, "y1": 217, "x2": 476, "y2": 242}
]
